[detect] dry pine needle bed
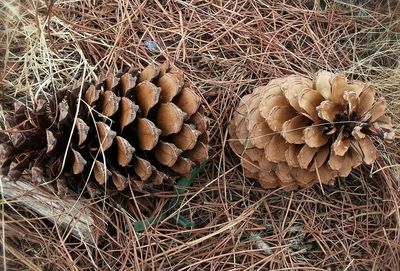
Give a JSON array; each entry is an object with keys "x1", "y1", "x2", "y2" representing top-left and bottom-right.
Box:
[{"x1": 1, "y1": 0, "x2": 400, "y2": 270}]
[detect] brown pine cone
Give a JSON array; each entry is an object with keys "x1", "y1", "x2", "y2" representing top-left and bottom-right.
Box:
[
  {"x1": 228, "y1": 71, "x2": 395, "y2": 191},
  {"x1": 0, "y1": 62, "x2": 209, "y2": 195}
]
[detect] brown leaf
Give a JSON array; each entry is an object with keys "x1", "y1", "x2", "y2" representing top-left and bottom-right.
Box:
[
  {"x1": 137, "y1": 118, "x2": 161, "y2": 150},
  {"x1": 101, "y1": 90, "x2": 121, "y2": 117},
  {"x1": 115, "y1": 136, "x2": 135, "y2": 167},
  {"x1": 174, "y1": 87, "x2": 201, "y2": 119},
  {"x1": 119, "y1": 97, "x2": 139, "y2": 130},
  {"x1": 96, "y1": 122, "x2": 117, "y2": 151},
  {"x1": 72, "y1": 149, "x2": 87, "y2": 174},
  {"x1": 154, "y1": 141, "x2": 182, "y2": 167},
  {"x1": 158, "y1": 73, "x2": 183, "y2": 102},
  {"x1": 134, "y1": 81, "x2": 160, "y2": 117},
  {"x1": 157, "y1": 103, "x2": 187, "y2": 136}
]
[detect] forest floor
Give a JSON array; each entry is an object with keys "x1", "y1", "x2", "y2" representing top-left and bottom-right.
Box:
[{"x1": 1, "y1": 1, "x2": 400, "y2": 270}]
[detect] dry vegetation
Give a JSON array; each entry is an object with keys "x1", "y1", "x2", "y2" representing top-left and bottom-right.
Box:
[{"x1": 1, "y1": 0, "x2": 400, "y2": 270}]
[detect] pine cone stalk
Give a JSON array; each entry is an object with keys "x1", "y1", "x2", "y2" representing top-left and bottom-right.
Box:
[{"x1": 229, "y1": 71, "x2": 394, "y2": 191}]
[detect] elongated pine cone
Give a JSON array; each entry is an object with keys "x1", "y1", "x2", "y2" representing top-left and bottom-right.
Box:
[
  {"x1": 228, "y1": 71, "x2": 395, "y2": 191},
  {"x1": 0, "y1": 62, "x2": 209, "y2": 195}
]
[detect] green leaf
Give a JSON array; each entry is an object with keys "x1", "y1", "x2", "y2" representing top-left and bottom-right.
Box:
[{"x1": 133, "y1": 160, "x2": 208, "y2": 232}]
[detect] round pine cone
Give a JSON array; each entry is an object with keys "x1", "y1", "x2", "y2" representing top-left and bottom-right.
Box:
[
  {"x1": 0, "y1": 62, "x2": 209, "y2": 195},
  {"x1": 228, "y1": 71, "x2": 395, "y2": 191}
]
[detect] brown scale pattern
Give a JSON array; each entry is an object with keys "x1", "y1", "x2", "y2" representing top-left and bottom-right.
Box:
[
  {"x1": 229, "y1": 71, "x2": 394, "y2": 191},
  {"x1": 0, "y1": 62, "x2": 209, "y2": 195}
]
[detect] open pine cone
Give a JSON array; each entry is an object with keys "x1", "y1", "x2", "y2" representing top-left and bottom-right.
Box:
[
  {"x1": 0, "y1": 62, "x2": 209, "y2": 195},
  {"x1": 228, "y1": 71, "x2": 395, "y2": 191}
]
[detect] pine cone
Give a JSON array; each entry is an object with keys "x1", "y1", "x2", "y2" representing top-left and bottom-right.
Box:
[
  {"x1": 0, "y1": 62, "x2": 209, "y2": 195},
  {"x1": 228, "y1": 71, "x2": 395, "y2": 191}
]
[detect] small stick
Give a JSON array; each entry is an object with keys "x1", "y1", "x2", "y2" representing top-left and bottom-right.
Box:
[{"x1": 0, "y1": 176, "x2": 103, "y2": 245}]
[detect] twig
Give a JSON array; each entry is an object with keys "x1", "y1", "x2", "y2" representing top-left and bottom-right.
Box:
[{"x1": 0, "y1": 176, "x2": 102, "y2": 245}]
